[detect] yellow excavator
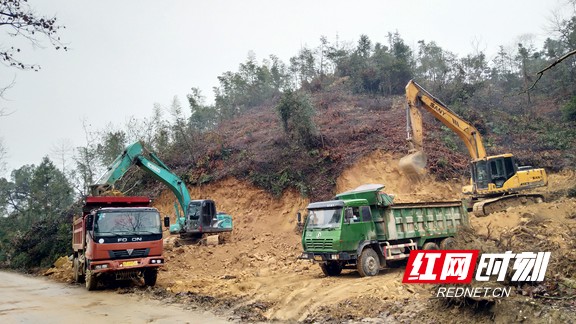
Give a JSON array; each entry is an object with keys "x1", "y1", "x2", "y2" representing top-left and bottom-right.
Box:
[{"x1": 399, "y1": 80, "x2": 548, "y2": 216}]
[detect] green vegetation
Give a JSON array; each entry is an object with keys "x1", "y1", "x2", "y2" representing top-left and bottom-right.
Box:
[
  {"x1": 0, "y1": 158, "x2": 75, "y2": 269},
  {"x1": 276, "y1": 90, "x2": 318, "y2": 148},
  {"x1": 562, "y1": 96, "x2": 576, "y2": 122}
]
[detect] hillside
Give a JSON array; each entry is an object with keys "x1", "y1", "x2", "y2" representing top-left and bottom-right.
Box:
[
  {"x1": 171, "y1": 90, "x2": 471, "y2": 202},
  {"x1": 148, "y1": 83, "x2": 573, "y2": 208},
  {"x1": 47, "y1": 154, "x2": 576, "y2": 323}
]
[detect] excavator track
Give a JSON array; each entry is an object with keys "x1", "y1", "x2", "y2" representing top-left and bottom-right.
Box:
[{"x1": 473, "y1": 194, "x2": 544, "y2": 217}]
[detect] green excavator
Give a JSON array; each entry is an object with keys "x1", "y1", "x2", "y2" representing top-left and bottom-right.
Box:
[{"x1": 90, "y1": 141, "x2": 233, "y2": 239}]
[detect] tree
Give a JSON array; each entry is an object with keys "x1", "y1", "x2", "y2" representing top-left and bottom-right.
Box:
[
  {"x1": 150, "y1": 103, "x2": 170, "y2": 151},
  {"x1": 97, "y1": 129, "x2": 127, "y2": 166},
  {"x1": 0, "y1": 0, "x2": 67, "y2": 70},
  {"x1": 214, "y1": 54, "x2": 287, "y2": 119},
  {"x1": 169, "y1": 96, "x2": 194, "y2": 156},
  {"x1": 0, "y1": 157, "x2": 74, "y2": 269},
  {"x1": 289, "y1": 46, "x2": 316, "y2": 87},
  {"x1": 387, "y1": 32, "x2": 413, "y2": 93},
  {"x1": 72, "y1": 120, "x2": 100, "y2": 196},
  {"x1": 356, "y1": 34, "x2": 372, "y2": 58},
  {"x1": 1, "y1": 1, "x2": 67, "y2": 174},
  {"x1": 28, "y1": 157, "x2": 73, "y2": 218},
  {"x1": 415, "y1": 40, "x2": 458, "y2": 94},
  {"x1": 562, "y1": 95, "x2": 576, "y2": 121},
  {"x1": 0, "y1": 137, "x2": 6, "y2": 174},
  {"x1": 275, "y1": 90, "x2": 317, "y2": 148},
  {"x1": 188, "y1": 87, "x2": 218, "y2": 132},
  {"x1": 526, "y1": 6, "x2": 576, "y2": 90},
  {"x1": 49, "y1": 139, "x2": 73, "y2": 174}
]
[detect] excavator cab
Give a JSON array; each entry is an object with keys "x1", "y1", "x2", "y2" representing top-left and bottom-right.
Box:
[
  {"x1": 471, "y1": 155, "x2": 517, "y2": 192},
  {"x1": 186, "y1": 200, "x2": 217, "y2": 233}
]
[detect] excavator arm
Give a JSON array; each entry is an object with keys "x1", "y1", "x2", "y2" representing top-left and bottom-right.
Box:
[
  {"x1": 90, "y1": 141, "x2": 190, "y2": 232},
  {"x1": 405, "y1": 80, "x2": 486, "y2": 159},
  {"x1": 400, "y1": 80, "x2": 486, "y2": 178}
]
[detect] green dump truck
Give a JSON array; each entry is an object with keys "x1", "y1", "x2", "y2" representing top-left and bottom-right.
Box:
[{"x1": 298, "y1": 184, "x2": 469, "y2": 277}]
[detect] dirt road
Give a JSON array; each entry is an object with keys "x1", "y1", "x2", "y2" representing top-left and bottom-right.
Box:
[{"x1": 0, "y1": 271, "x2": 229, "y2": 324}]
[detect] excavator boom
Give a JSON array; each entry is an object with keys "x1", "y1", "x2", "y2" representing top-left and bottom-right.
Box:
[{"x1": 403, "y1": 80, "x2": 486, "y2": 158}]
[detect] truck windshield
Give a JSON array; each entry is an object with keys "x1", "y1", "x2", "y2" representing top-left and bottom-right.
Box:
[
  {"x1": 95, "y1": 210, "x2": 161, "y2": 235},
  {"x1": 307, "y1": 208, "x2": 342, "y2": 229}
]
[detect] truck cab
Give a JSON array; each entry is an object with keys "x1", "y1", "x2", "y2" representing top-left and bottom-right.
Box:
[
  {"x1": 73, "y1": 196, "x2": 169, "y2": 290},
  {"x1": 301, "y1": 199, "x2": 375, "y2": 260}
]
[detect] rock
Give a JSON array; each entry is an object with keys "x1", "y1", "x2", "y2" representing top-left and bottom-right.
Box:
[
  {"x1": 200, "y1": 235, "x2": 218, "y2": 246},
  {"x1": 53, "y1": 256, "x2": 69, "y2": 268}
]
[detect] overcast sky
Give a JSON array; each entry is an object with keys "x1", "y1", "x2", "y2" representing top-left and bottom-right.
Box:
[{"x1": 0, "y1": 0, "x2": 568, "y2": 177}]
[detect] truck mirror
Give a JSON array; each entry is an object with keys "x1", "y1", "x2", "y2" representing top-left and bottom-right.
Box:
[
  {"x1": 164, "y1": 216, "x2": 170, "y2": 228},
  {"x1": 86, "y1": 214, "x2": 94, "y2": 231},
  {"x1": 297, "y1": 212, "x2": 302, "y2": 224}
]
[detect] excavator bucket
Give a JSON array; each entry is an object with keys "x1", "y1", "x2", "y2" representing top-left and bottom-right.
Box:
[{"x1": 399, "y1": 150, "x2": 427, "y2": 180}]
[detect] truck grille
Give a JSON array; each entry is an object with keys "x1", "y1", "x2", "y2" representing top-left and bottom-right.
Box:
[
  {"x1": 109, "y1": 248, "x2": 149, "y2": 259},
  {"x1": 305, "y1": 239, "x2": 333, "y2": 250}
]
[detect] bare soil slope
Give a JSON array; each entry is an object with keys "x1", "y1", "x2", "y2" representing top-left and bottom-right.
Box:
[{"x1": 48, "y1": 153, "x2": 576, "y2": 322}]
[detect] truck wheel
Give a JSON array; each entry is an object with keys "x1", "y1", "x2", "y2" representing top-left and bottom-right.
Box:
[
  {"x1": 357, "y1": 248, "x2": 380, "y2": 277},
  {"x1": 439, "y1": 237, "x2": 456, "y2": 250},
  {"x1": 144, "y1": 269, "x2": 158, "y2": 286},
  {"x1": 73, "y1": 257, "x2": 84, "y2": 283},
  {"x1": 422, "y1": 242, "x2": 439, "y2": 250},
  {"x1": 85, "y1": 269, "x2": 97, "y2": 291},
  {"x1": 320, "y1": 261, "x2": 342, "y2": 276}
]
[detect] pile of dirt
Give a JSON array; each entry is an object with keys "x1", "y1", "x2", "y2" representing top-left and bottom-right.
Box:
[
  {"x1": 335, "y1": 150, "x2": 462, "y2": 202},
  {"x1": 45, "y1": 152, "x2": 576, "y2": 322}
]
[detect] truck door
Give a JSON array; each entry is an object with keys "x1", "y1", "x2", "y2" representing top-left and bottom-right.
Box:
[{"x1": 340, "y1": 206, "x2": 376, "y2": 252}]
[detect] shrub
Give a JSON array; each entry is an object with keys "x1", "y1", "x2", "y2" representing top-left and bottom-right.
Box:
[
  {"x1": 275, "y1": 90, "x2": 318, "y2": 148},
  {"x1": 562, "y1": 96, "x2": 576, "y2": 122}
]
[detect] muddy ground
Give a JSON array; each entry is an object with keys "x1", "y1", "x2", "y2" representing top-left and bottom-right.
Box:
[{"x1": 47, "y1": 152, "x2": 576, "y2": 323}]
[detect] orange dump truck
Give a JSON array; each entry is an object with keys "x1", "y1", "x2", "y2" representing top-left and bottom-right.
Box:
[{"x1": 72, "y1": 196, "x2": 169, "y2": 290}]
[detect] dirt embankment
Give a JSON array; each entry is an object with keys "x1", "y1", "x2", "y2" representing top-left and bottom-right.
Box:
[{"x1": 47, "y1": 152, "x2": 576, "y2": 323}]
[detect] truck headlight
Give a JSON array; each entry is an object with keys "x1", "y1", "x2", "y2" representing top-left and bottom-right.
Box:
[
  {"x1": 330, "y1": 254, "x2": 339, "y2": 260},
  {"x1": 300, "y1": 253, "x2": 309, "y2": 259}
]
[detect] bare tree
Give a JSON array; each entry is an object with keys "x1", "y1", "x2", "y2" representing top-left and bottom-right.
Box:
[
  {"x1": 0, "y1": 137, "x2": 7, "y2": 174},
  {"x1": 0, "y1": 0, "x2": 67, "y2": 71},
  {"x1": 72, "y1": 119, "x2": 100, "y2": 196},
  {"x1": 50, "y1": 138, "x2": 73, "y2": 174}
]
